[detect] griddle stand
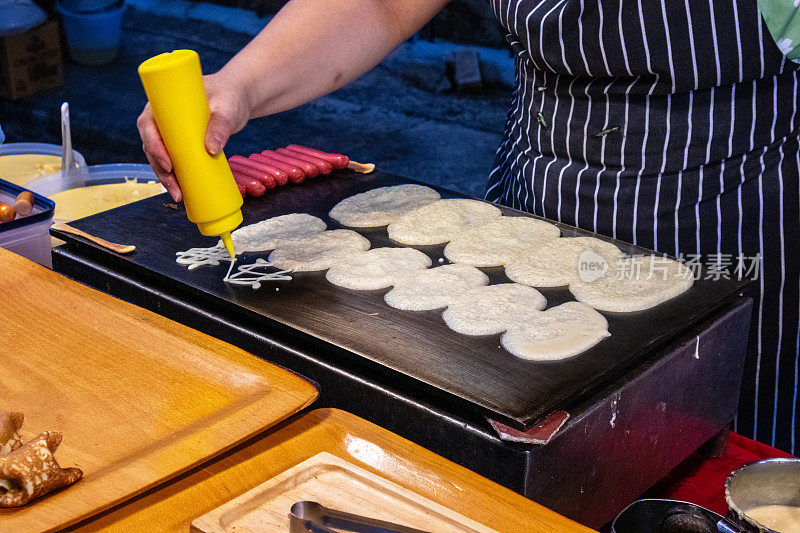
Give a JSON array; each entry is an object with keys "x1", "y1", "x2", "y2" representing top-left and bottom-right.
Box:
[{"x1": 52, "y1": 245, "x2": 750, "y2": 529}]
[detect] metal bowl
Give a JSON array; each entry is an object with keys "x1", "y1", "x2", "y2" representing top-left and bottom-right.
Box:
[
  {"x1": 611, "y1": 498, "x2": 742, "y2": 532},
  {"x1": 725, "y1": 458, "x2": 800, "y2": 532}
]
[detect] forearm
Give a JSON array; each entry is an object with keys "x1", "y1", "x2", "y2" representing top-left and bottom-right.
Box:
[{"x1": 218, "y1": 0, "x2": 450, "y2": 118}]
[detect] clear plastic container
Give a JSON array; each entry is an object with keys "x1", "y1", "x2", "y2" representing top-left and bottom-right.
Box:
[
  {"x1": 0, "y1": 142, "x2": 88, "y2": 187},
  {"x1": 0, "y1": 179, "x2": 55, "y2": 268},
  {"x1": 28, "y1": 163, "x2": 156, "y2": 196},
  {"x1": 27, "y1": 163, "x2": 162, "y2": 222}
]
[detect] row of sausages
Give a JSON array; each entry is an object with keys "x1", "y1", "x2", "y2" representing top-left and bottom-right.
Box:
[{"x1": 228, "y1": 145, "x2": 350, "y2": 197}]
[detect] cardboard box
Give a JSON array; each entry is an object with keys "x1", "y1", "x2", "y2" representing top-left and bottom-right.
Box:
[{"x1": 0, "y1": 20, "x2": 63, "y2": 100}]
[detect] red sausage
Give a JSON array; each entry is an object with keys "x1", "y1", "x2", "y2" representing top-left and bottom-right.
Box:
[
  {"x1": 251, "y1": 153, "x2": 305, "y2": 183},
  {"x1": 286, "y1": 144, "x2": 349, "y2": 169},
  {"x1": 229, "y1": 159, "x2": 277, "y2": 189},
  {"x1": 239, "y1": 155, "x2": 288, "y2": 186},
  {"x1": 244, "y1": 157, "x2": 289, "y2": 186},
  {"x1": 235, "y1": 181, "x2": 247, "y2": 197},
  {"x1": 277, "y1": 147, "x2": 333, "y2": 175},
  {"x1": 231, "y1": 155, "x2": 288, "y2": 186},
  {"x1": 229, "y1": 159, "x2": 276, "y2": 189},
  {"x1": 262, "y1": 149, "x2": 319, "y2": 178},
  {"x1": 230, "y1": 170, "x2": 267, "y2": 196},
  {"x1": 229, "y1": 155, "x2": 255, "y2": 167}
]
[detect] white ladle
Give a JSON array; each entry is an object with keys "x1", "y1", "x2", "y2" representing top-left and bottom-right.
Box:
[{"x1": 60, "y1": 102, "x2": 76, "y2": 186}]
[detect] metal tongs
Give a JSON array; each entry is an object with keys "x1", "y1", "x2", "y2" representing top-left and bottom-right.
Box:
[{"x1": 289, "y1": 501, "x2": 433, "y2": 533}]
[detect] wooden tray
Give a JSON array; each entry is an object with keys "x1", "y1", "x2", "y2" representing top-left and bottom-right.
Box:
[
  {"x1": 191, "y1": 452, "x2": 498, "y2": 533},
  {"x1": 51, "y1": 170, "x2": 747, "y2": 430},
  {"x1": 0, "y1": 249, "x2": 318, "y2": 532},
  {"x1": 71, "y1": 409, "x2": 592, "y2": 532}
]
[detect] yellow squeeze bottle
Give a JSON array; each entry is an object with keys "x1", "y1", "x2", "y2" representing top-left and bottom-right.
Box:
[{"x1": 138, "y1": 50, "x2": 242, "y2": 256}]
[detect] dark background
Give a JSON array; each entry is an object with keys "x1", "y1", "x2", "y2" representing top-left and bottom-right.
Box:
[{"x1": 4, "y1": 1, "x2": 513, "y2": 198}]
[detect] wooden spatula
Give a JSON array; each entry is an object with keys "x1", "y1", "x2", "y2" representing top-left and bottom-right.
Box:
[{"x1": 51, "y1": 223, "x2": 136, "y2": 254}]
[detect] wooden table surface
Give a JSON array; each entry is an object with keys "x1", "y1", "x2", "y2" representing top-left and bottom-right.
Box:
[
  {"x1": 0, "y1": 249, "x2": 318, "y2": 532},
  {"x1": 70, "y1": 408, "x2": 594, "y2": 532}
]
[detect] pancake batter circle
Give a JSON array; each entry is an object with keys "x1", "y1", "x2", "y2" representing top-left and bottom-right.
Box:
[
  {"x1": 384, "y1": 264, "x2": 489, "y2": 310},
  {"x1": 443, "y1": 216, "x2": 560, "y2": 267},
  {"x1": 267, "y1": 229, "x2": 371, "y2": 272},
  {"x1": 387, "y1": 199, "x2": 502, "y2": 245},
  {"x1": 325, "y1": 247, "x2": 432, "y2": 290},
  {"x1": 329, "y1": 184, "x2": 441, "y2": 227},
  {"x1": 504, "y1": 236, "x2": 623, "y2": 287},
  {"x1": 442, "y1": 283, "x2": 547, "y2": 335},
  {"x1": 227, "y1": 213, "x2": 327, "y2": 253},
  {"x1": 501, "y1": 302, "x2": 610, "y2": 361},
  {"x1": 568, "y1": 255, "x2": 694, "y2": 312}
]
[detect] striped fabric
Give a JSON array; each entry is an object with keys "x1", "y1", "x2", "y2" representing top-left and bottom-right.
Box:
[{"x1": 486, "y1": 0, "x2": 800, "y2": 453}]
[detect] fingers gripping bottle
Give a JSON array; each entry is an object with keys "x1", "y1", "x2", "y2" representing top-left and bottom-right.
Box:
[{"x1": 138, "y1": 50, "x2": 242, "y2": 256}]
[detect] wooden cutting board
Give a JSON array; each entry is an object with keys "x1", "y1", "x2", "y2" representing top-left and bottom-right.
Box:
[
  {"x1": 71, "y1": 408, "x2": 594, "y2": 532},
  {"x1": 0, "y1": 249, "x2": 318, "y2": 532},
  {"x1": 190, "y1": 452, "x2": 498, "y2": 533}
]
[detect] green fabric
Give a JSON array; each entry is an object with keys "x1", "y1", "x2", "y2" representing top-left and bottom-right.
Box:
[{"x1": 759, "y1": 0, "x2": 800, "y2": 62}]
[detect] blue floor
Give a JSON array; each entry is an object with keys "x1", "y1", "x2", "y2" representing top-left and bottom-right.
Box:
[{"x1": 1, "y1": 4, "x2": 514, "y2": 198}]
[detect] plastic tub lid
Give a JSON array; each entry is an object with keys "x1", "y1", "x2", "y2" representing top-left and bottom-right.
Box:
[
  {"x1": 0, "y1": 0, "x2": 47, "y2": 37},
  {"x1": 0, "y1": 179, "x2": 55, "y2": 233},
  {"x1": 86, "y1": 163, "x2": 158, "y2": 182},
  {"x1": 0, "y1": 142, "x2": 87, "y2": 168},
  {"x1": 26, "y1": 163, "x2": 159, "y2": 197}
]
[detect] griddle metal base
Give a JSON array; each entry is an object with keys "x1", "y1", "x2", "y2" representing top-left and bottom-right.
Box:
[{"x1": 52, "y1": 246, "x2": 750, "y2": 528}]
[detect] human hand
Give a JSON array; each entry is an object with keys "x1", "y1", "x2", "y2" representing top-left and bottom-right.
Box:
[{"x1": 137, "y1": 72, "x2": 252, "y2": 202}]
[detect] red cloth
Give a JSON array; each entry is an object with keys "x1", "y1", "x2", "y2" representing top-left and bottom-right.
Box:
[{"x1": 649, "y1": 432, "x2": 794, "y2": 515}]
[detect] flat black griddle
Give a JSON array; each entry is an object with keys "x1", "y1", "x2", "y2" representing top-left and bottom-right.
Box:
[{"x1": 51, "y1": 170, "x2": 747, "y2": 429}]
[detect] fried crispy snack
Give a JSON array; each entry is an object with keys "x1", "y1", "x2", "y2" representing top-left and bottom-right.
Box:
[
  {"x1": 0, "y1": 431, "x2": 83, "y2": 507},
  {"x1": 0, "y1": 412, "x2": 24, "y2": 456}
]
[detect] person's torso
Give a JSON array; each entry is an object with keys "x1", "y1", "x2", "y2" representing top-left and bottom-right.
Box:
[{"x1": 490, "y1": 0, "x2": 799, "y2": 179}]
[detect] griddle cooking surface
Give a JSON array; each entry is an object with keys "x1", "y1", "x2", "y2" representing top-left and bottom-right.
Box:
[{"x1": 53, "y1": 171, "x2": 746, "y2": 429}]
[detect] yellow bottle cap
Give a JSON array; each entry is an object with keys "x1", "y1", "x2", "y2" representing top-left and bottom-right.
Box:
[
  {"x1": 195, "y1": 209, "x2": 243, "y2": 255},
  {"x1": 220, "y1": 232, "x2": 235, "y2": 257}
]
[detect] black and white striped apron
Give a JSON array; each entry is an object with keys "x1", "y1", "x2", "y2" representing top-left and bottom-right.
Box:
[{"x1": 485, "y1": 0, "x2": 800, "y2": 453}]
